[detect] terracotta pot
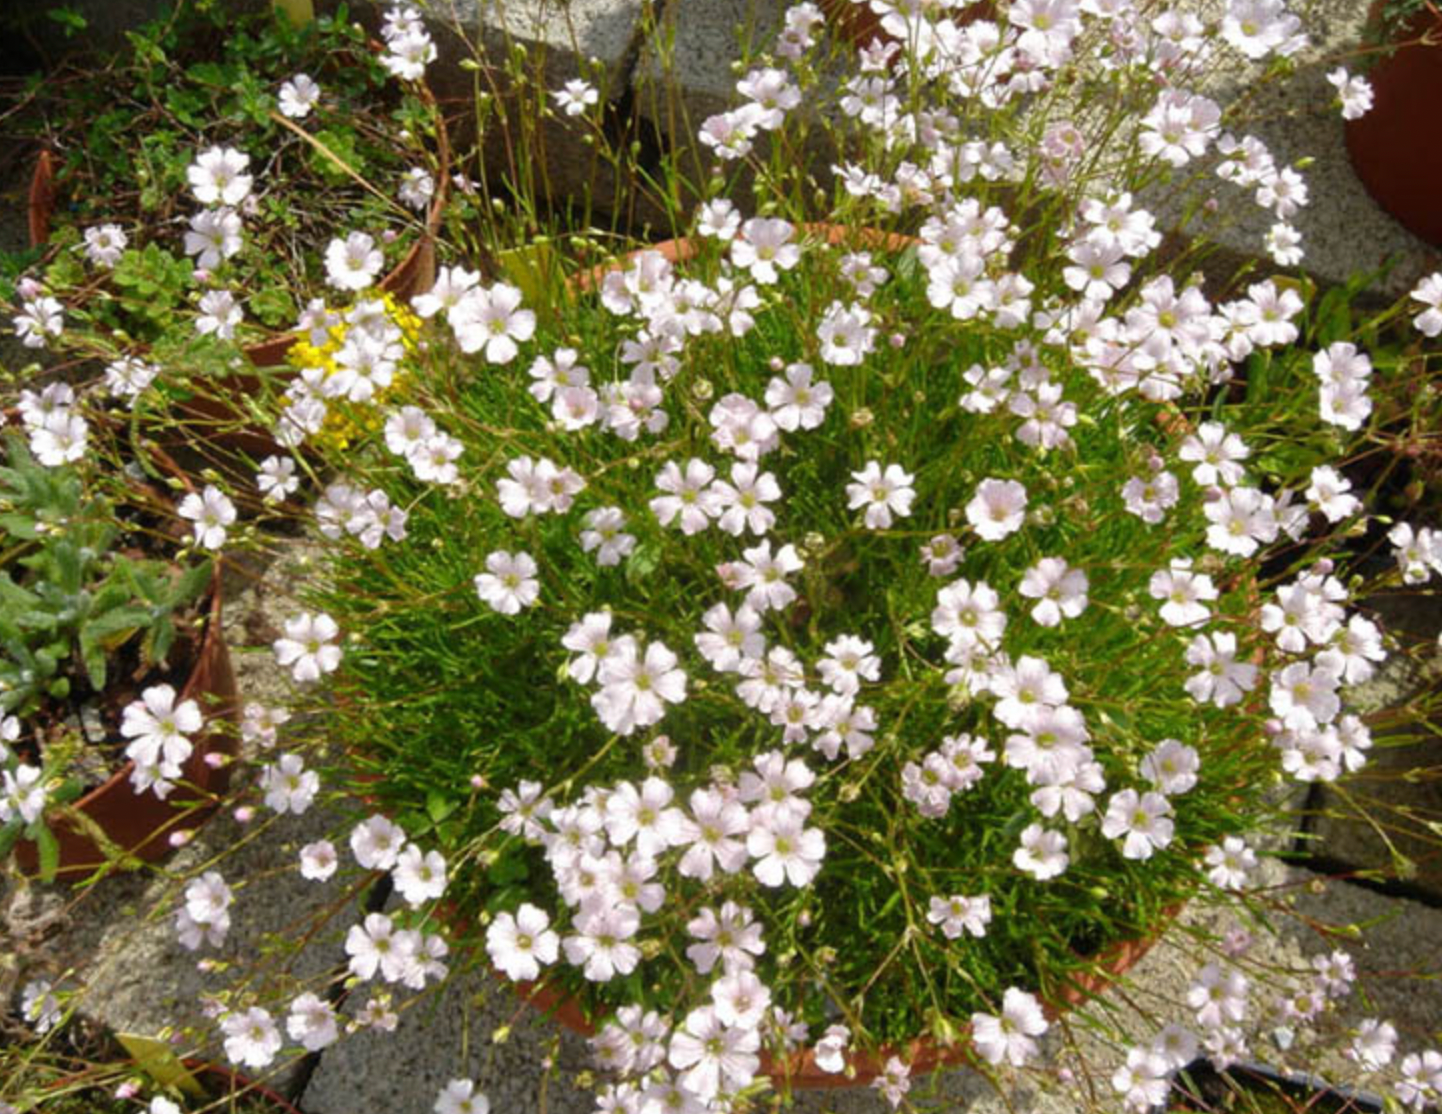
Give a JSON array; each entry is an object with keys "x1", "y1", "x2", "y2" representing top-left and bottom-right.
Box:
[
  {"x1": 816, "y1": 0, "x2": 996, "y2": 54},
  {"x1": 12, "y1": 568, "x2": 239, "y2": 882},
  {"x1": 27, "y1": 82, "x2": 451, "y2": 462},
  {"x1": 1345, "y1": 3, "x2": 1442, "y2": 247},
  {"x1": 505, "y1": 913, "x2": 1172, "y2": 1088}
]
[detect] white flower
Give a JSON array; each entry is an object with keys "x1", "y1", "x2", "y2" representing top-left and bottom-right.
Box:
[
  {"x1": 273, "y1": 612, "x2": 342, "y2": 683},
  {"x1": 927, "y1": 893, "x2": 991, "y2": 939},
  {"x1": 256, "y1": 456, "x2": 300, "y2": 503},
  {"x1": 350, "y1": 814, "x2": 407, "y2": 871},
  {"x1": 813, "y1": 1024, "x2": 850, "y2": 1073},
  {"x1": 394, "y1": 843, "x2": 448, "y2": 905},
  {"x1": 474, "y1": 550, "x2": 540, "y2": 615},
  {"x1": 1140, "y1": 739, "x2": 1200, "y2": 796},
  {"x1": 733, "y1": 540, "x2": 804, "y2": 612},
  {"x1": 104, "y1": 356, "x2": 158, "y2": 401},
  {"x1": 1013, "y1": 822, "x2": 1069, "y2": 880},
  {"x1": 28, "y1": 411, "x2": 87, "y2": 467},
  {"x1": 278, "y1": 73, "x2": 321, "y2": 119},
  {"x1": 1326, "y1": 67, "x2": 1373, "y2": 120},
  {"x1": 184, "y1": 206, "x2": 243, "y2": 270},
  {"x1": 486, "y1": 902, "x2": 560, "y2": 982},
  {"x1": 450, "y1": 283, "x2": 536, "y2": 364},
  {"x1": 121, "y1": 683, "x2": 202, "y2": 796},
  {"x1": 971, "y1": 987, "x2": 1048, "y2": 1066},
  {"x1": 1018, "y1": 557, "x2": 1088, "y2": 627},
  {"x1": 83, "y1": 223, "x2": 128, "y2": 268},
  {"x1": 966, "y1": 478, "x2": 1027, "y2": 541},
  {"x1": 816, "y1": 300, "x2": 875, "y2": 366},
  {"x1": 846, "y1": 461, "x2": 915, "y2": 530},
  {"x1": 13, "y1": 294, "x2": 64, "y2": 349},
  {"x1": 746, "y1": 811, "x2": 825, "y2": 887},
  {"x1": 1148, "y1": 559, "x2": 1218, "y2": 627},
  {"x1": 177, "y1": 484, "x2": 235, "y2": 550},
  {"x1": 325, "y1": 232, "x2": 384, "y2": 291},
  {"x1": 20, "y1": 978, "x2": 61, "y2": 1033},
  {"x1": 765, "y1": 361, "x2": 832, "y2": 431},
  {"x1": 1410, "y1": 273, "x2": 1442, "y2": 337},
  {"x1": 0, "y1": 764, "x2": 45, "y2": 827},
  {"x1": 299, "y1": 839, "x2": 339, "y2": 881},
  {"x1": 381, "y1": 28, "x2": 437, "y2": 81},
  {"x1": 196, "y1": 289, "x2": 242, "y2": 339},
  {"x1": 434, "y1": 1079, "x2": 488, "y2": 1114},
  {"x1": 286, "y1": 992, "x2": 339, "y2": 1051},
  {"x1": 398, "y1": 167, "x2": 435, "y2": 210},
  {"x1": 187, "y1": 146, "x2": 252, "y2": 206},
  {"x1": 259, "y1": 753, "x2": 319, "y2": 815},
  {"x1": 553, "y1": 78, "x2": 599, "y2": 116},
  {"x1": 580, "y1": 506, "x2": 636, "y2": 566},
  {"x1": 593, "y1": 639, "x2": 688, "y2": 736},
  {"x1": 221, "y1": 1006, "x2": 281, "y2": 1069},
  {"x1": 1204, "y1": 836, "x2": 1257, "y2": 888},
  {"x1": 1101, "y1": 788, "x2": 1175, "y2": 859}
]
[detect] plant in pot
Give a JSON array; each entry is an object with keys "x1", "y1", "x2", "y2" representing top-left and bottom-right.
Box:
[
  {"x1": 13, "y1": 0, "x2": 449, "y2": 463},
  {"x1": 7, "y1": 0, "x2": 1442, "y2": 1110},
  {"x1": 184, "y1": 0, "x2": 1442, "y2": 1105},
  {"x1": 1343, "y1": 0, "x2": 1442, "y2": 247},
  {"x1": 0, "y1": 409, "x2": 236, "y2": 883}
]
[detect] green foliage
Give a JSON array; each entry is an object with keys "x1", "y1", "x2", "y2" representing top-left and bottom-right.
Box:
[
  {"x1": 0, "y1": 433, "x2": 211, "y2": 717},
  {"x1": 20, "y1": 0, "x2": 435, "y2": 345}
]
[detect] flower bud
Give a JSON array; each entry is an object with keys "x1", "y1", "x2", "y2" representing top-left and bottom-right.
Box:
[{"x1": 233, "y1": 806, "x2": 255, "y2": 824}]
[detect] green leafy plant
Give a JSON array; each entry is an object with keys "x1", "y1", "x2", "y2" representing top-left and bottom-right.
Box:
[{"x1": 0, "y1": 431, "x2": 211, "y2": 876}]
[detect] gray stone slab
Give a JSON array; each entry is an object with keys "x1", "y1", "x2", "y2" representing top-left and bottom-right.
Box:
[{"x1": 300, "y1": 962, "x2": 596, "y2": 1114}]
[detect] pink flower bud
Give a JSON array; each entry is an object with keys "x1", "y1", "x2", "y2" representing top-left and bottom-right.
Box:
[
  {"x1": 469, "y1": 774, "x2": 487, "y2": 790},
  {"x1": 1314, "y1": 558, "x2": 1334, "y2": 575},
  {"x1": 1264, "y1": 718, "x2": 1284, "y2": 736},
  {"x1": 204, "y1": 751, "x2": 228, "y2": 769},
  {"x1": 768, "y1": 356, "x2": 785, "y2": 371},
  {"x1": 192, "y1": 268, "x2": 212, "y2": 285},
  {"x1": 889, "y1": 332, "x2": 906, "y2": 348},
  {"x1": 17, "y1": 277, "x2": 42, "y2": 299},
  {"x1": 382, "y1": 229, "x2": 399, "y2": 244},
  {"x1": 233, "y1": 805, "x2": 255, "y2": 824},
  {"x1": 115, "y1": 1083, "x2": 140, "y2": 1100},
  {"x1": 168, "y1": 830, "x2": 192, "y2": 849},
  {"x1": 715, "y1": 562, "x2": 744, "y2": 591}
]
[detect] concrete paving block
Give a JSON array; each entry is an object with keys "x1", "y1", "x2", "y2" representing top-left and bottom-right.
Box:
[
  {"x1": 300, "y1": 961, "x2": 595, "y2": 1114},
  {"x1": 1150, "y1": 0, "x2": 1437, "y2": 296}
]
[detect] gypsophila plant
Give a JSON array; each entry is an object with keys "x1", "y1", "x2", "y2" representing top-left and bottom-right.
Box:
[
  {"x1": 180, "y1": 0, "x2": 1442, "y2": 1099},
  {"x1": 5, "y1": 1, "x2": 1442, "y2": 1112}
]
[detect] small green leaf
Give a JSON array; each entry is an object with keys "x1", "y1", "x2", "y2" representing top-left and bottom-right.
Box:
[
  {"x1": 0, "y1": 819, "x2": 21, "y2": 861},
  {"x1": 33, "y1": 822, "x2": 60, "y2": 883},
  {"x1": 426, "y1": 790, "x2": 458, "y2": 824}
]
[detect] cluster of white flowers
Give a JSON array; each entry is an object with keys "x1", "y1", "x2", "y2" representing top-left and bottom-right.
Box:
[
  {"x1": 13, "y1": 380, "x2": 87, "y2": 467},
  {"x1": 175, "y1": 869, "x2": 233, "y2": 950},
  {"x1": 0, "y1": 714, "x2": 45, "y2": 828},
  {"x1": 484, "y1": 750, "x2": 832, "y2": 1101},
  {"x1": 379, "y1": 4, "x2": 436, "y2": 82}
]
